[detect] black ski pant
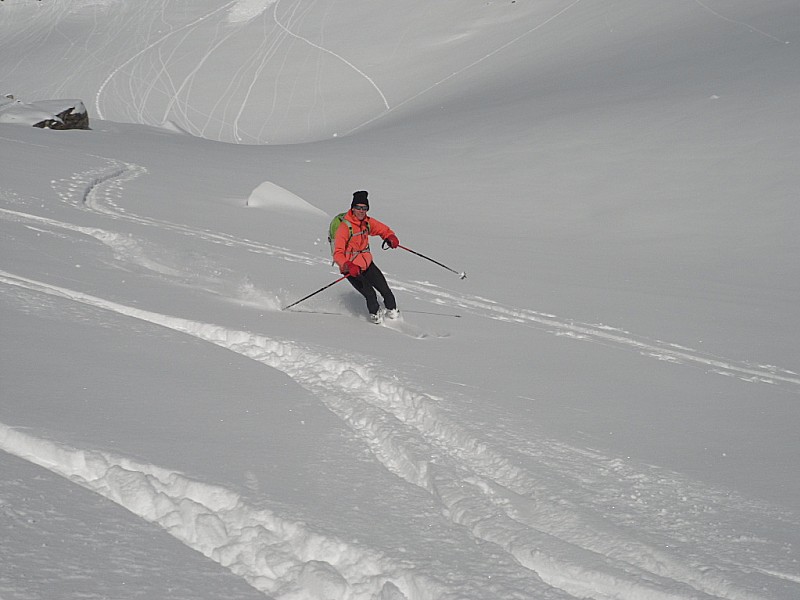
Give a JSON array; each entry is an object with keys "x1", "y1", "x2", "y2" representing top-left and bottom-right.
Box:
[{"x1": 347, "y1": 262, "x2": 396, "y2": 315}]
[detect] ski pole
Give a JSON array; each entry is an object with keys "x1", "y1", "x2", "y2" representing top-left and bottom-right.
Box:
[
  {"x1": 391, "y1": 243, "x2": 467, "y2": 279},
  {"x1": 282, "y1": 276, "x2": 346, "y2": 311}
]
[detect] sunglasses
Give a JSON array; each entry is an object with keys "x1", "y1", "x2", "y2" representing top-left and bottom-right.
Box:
[{"x1": 352, "y1": 205, "x2": 369, "y2": 211}]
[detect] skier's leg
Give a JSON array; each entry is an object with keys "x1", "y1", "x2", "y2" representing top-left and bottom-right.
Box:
[
  {"x1": 363, "y1": 263, "x2": 396, "y2": 311},
  {"x1": 347, "y1": 274, "x2": 381, "y2": 314}
]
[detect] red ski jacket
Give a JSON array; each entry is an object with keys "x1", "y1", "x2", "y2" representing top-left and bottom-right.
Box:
[{"x1": 333, "y1": 210, "x2": 395, "y2": 272}]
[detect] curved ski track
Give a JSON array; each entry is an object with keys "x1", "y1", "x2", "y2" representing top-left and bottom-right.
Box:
[{"x1": 2, "y1": 157, "x2": 799, "y2": 599}]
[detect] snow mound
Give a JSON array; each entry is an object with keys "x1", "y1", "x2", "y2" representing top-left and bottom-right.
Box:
[
  {"x1": 158, "y1": 120, "x2": 192, "y2": 135},
  {"x1": 227, "y1": 0, "x2": 277, "y2": 24},
  {"x1": 245, "y1": 181, "x2": 327, "y2": 217}
]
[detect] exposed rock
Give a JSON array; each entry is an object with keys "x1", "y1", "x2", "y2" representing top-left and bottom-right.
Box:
[{"x1": 0, "y1": 96, "x2": 90, "y2": 130}]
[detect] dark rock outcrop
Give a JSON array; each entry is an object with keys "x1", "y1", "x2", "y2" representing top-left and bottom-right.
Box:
[
  {"x1": 31, "y1": 99, "x2": 90, "y2": 130},
  {"x1": 0, "y1": 95, "x2": 90, "y2": 130}
]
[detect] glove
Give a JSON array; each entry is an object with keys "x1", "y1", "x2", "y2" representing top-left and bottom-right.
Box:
[
  {"x1": 341, "y1": 261, "x2": 361, "y2": 277},
  {"x1": 384, "y1": 234, "x2": 399, "y2": 249}
]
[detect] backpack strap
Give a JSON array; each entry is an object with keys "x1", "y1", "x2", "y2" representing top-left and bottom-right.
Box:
[
  {"x1": 351, "y1": 217, "x2": 371, "y2": 253},
  {"x1": 329, "y1": 216, "x2": 371, "y2": 264}
]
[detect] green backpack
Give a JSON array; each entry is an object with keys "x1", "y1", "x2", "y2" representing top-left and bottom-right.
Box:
[{"x1": 328, "y1": 212, "x2": 370, "y2": 258}]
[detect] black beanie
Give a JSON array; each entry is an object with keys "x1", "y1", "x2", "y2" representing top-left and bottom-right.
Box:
[{"x1": 352, "y1": 190, "x2": 369, "y2": 209}]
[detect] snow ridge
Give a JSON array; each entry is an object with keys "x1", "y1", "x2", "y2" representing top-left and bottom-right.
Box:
[
  {"x1": 0, "y1": 423, "x2": 436, "y2": 600},
  {"x1": 0, "y1": 270, "x2": 787, "y2": 600}
]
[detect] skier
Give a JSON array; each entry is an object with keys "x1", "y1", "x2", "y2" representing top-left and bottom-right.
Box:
[{"x1": 333, "y1": 190, "x2": 400, "y2": 324}]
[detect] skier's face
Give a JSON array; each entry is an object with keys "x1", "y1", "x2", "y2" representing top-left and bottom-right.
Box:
[{"x1": 352, "y1": 205, "x2": 368, "y2": 220}]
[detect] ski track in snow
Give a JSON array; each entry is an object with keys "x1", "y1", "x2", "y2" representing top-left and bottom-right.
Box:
[
  {"x1": 39, "y1": 156, "x2": 800, "y2": 391},
  {"x1": 691, "y1": 0, "x2": 790, "y2": 45},
  {"x1": 94, "y1": 2, "x2": 241, "y2": 122},
  {"x1": 1, "y1": 270, "x2": 796, "y2": 600},
  {"x1": 271, "y1": 0, "x2": 390, "y2": 112},
  {"x1": 2, "y1": 159, "x2": 799, "y2": 598},
  {"x1": 82, "y1": 0, "x2": 387, "y2": 142}
]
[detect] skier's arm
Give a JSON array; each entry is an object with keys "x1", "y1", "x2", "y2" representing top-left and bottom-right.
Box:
[{"x1": 368, "y1": 217, "x2": 394, "y2": 240}]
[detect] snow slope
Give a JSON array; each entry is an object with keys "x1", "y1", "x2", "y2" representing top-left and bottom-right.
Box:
[{"x1": 1, "y1": 1, "x2": 799, "y2": 599}]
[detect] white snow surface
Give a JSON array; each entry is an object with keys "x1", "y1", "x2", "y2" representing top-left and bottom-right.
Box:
[{"x1": 1, "y1": 1, "x2": 799, "y2": 599}]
